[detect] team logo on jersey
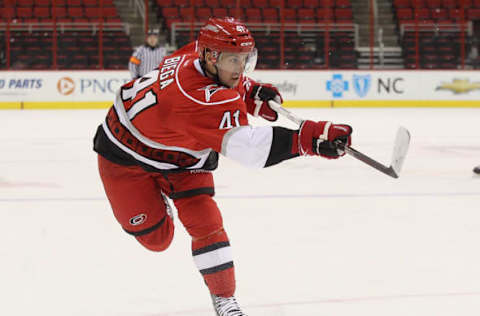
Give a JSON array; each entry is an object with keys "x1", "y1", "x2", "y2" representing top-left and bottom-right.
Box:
[
  {"x1": 198, "y1": 84, "x2": 225, "y2": 102},
  {"x1": 57, "y1": 77, "x2": 75, "y2": 95},
  {"x1": 352, "y1": 74, "x2": 372, "y2": 98},
  {"x1": 129, "y1": 213, "x2": 147, "y2": 226}
]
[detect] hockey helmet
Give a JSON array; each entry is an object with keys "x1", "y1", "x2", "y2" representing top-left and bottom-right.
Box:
[{"x1": 198, "y1": 17, "x2": 257, "y2": 74}]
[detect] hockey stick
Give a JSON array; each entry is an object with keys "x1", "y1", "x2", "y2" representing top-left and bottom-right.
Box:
[{"x1": 268, "y1": 101, "x2": 411, "y2": 179}]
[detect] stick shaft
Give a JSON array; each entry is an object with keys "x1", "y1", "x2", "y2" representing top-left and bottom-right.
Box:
[{"x1": 268, "y1": 101, "x2": 399, "y2": 178}]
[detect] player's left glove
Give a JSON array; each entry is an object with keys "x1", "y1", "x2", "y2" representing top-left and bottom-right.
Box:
[
  {"x1": 246, "y1": 83, "x2": 282, "y2": 122},
  {"x1": 298, "y1": 120, "x2": 353, "y2": 159}
]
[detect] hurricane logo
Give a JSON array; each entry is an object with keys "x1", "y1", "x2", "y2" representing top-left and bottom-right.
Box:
[{"x1": 129, "y1": 213, "x2": 147, "y2": 226}]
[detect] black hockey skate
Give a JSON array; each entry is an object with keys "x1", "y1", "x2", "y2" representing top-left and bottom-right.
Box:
[
  {"x1": 211, "y1": 295, "x2": 247, "y2": 316},
  {"x1": 474, "y1": 165, "x2": 480, "y2": 175}
]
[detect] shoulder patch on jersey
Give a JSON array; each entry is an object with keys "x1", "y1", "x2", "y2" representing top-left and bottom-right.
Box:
[
  {"x1": 205, "y1": 87, "x2": 240, "y2": 104},
  {"x1": 197, "y1": 84, "x2": 227, "y2": 102},
  {"x1": 175, "y1": 56, "x2": 241, "y2": 106}
]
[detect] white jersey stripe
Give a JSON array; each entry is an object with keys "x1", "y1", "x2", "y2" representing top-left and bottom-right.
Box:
[{"x1": 175, "y1": 56, "x2": 241, "y2": 106}]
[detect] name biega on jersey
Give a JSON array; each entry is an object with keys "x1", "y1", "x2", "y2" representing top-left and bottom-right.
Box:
[{"x1": 159, "y1": 56, "x2": 181, "y2": 90}]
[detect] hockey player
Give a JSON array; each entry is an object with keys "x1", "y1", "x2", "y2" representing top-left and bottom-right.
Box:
[{"x1": 93, "y1": 17, "x2": 352, "y2": 315}]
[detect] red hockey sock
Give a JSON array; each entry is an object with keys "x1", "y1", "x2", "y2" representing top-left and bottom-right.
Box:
[{"x1": 192, "y1": 229, "x2": 236, "y2": 297}]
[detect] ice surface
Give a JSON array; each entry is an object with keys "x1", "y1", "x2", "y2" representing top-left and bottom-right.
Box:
[{"x1": 1, "y1": 108, "x2": 479, "y2": 316}]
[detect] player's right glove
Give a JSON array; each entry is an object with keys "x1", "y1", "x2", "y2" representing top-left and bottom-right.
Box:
[{"x1": 298, "y1": 120, "x2": 353, "y2": 159}]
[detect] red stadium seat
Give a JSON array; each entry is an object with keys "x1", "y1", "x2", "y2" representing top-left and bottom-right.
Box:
[
  {"x1": 17, "y1": 7, "x2": 33, "y2": 18},
  {"x1": 103, "y1": 7, "x2": 118, "y2": 18},
  {"x1": 204, "y1": 0, "x2": 220, "y2": 8},
  {"x1": 442, "y1": 0, "x2": 457, "y2": 8},
  {"x1": 269, "y1": 0, "x2": 283, "y2": 8},
  {"x1": 67, "y1": 0, "x2": 82, "y2": 6},
  {"x1": 222, "y1": 0, "x2": 238, "y2": 8},
  {"x1": 212, "y1": 8, "x2": 227, "y2": 18},
  {"x1": 83, "y1": 0, "x2": 98, "y2": 6},
  {"x1": 335, "y1": 0, "x2": 351, "y2": 8},
  {"x1": 1, "y1": 7, "x2": 15, "y2": 19},
  {"x1": 474, "y1": 0, "x2": 480, "y2": 7},
  {"x1": 319, "y1": 0, "x2": 335, "y2": 7},
  {"x1": 67, "y1": 7, "x2": 84, "y2": 18},
  {"x1": 393, "y1": 0, "x2": 410, "y2": 8},
  {"x1": 168, "y1": 0, "x2": 188, "y2": 6},
  {"x1": 468, "y1": 8, "x2": 480, "y2": 18},
  {"x1": 164, "y1": 18, "x2": 182, "y2": 29},
  {"x1": 36, "y1": 0, "x2": 51, "y2": 6},
  {"x1": 316, "y1": 8, "x2": 334, "y2": 21},
  {"x1": 431, "y1": 8, "x2": 448, "y2": 19},
  {"x1": 162, "y1": 7, "x2": 180, "y2": 19},
  {"x1": 397, "y1": 8, "x2": 413, "y2": 20},
  {"x1": 303, "y1": 0, "x2": 319, "y2": 7},
  {"x1": 252, "y1": 0, "x2": 269, "y2": 8},
  {"x1": 335, "y1": 8, "x2": 353, "y2": 21},
  {"x1": 53, "y1": 6, "x2": 67, "y2": 18},
  {"x1": 286, "y1": 0, "x2": 303, "y2": 8},
  {"x1": 414, "y1": 8, "x2": 430, "y2": 19},
  {"x1": 17, "y1": 0, "x2": 33, "y2": 6},
  {"x1": 196, "y1": 7, "x2": 212, "y2": 21},
  {"x1": 245, "y1": 8, "x2": 262, "y2": 21},
  {"x1": 411, "y1": 0, "x2": 426, "y2": 7},
  {"x1": 298, "y1": 8, "x2": 316, "y2": 21},
  {"x1": 85, "y1": 7, "x2": 100, "y2": 18},
  {"x1": 180, "y1": 7, "x2": 195, "y2": 21},
  {"x1": 283, "y1": 8, "x2": 297, "y2": 22},
  {"x1": 34, "y1": 7, "x2": 50, "y2": 18},
  {"x1": 263, "y1": 8, "x2": 278, "y2": 21},
  {"x1": 228, "y1": 7, "x2": 245, "y2": 20},
  {"x1": 179, "y1": 7, "x2": 195, "y2": 20},
  {"x1": 157, "y1": 0, "x2": 174, "y2": 6},
  {"x1": 448, "y1": 8, "x2": 465, "y2": 19},
  {"x1": 425, "y1": 0, "x2": 441, "y2": 8},
  {"x1": 190, "y1": 0, "x2": 205, "y2": 6}
]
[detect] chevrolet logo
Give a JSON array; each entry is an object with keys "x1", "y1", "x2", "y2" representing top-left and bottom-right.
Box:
[{"x1": 436, "y1": 79, "x2": 480, "y2": 94}]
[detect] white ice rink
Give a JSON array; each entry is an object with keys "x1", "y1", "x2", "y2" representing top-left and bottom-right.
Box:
[{"x1": 1, "y1": 107, "x2": 480, "y2": 316}]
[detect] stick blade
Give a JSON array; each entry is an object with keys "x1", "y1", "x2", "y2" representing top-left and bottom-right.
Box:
[{"x1": 390, "y1": 126, "x2": 411, "y2": 177}]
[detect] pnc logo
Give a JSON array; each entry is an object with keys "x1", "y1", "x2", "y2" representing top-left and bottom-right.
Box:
[{"x1": 57, "y1": 77, "x2": 75, "y2": 95}]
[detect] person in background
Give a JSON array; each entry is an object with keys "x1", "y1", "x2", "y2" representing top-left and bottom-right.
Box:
[{"x1": 128, "y1": 28, "x2": 167, "y2": 79}]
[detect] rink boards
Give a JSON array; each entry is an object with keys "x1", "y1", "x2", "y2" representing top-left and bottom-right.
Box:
[{"x1": 0, "y1": 70, "x2": 479, "y2": 109}]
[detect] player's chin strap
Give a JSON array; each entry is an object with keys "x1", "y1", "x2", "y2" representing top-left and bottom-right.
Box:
[{"x1": 268, "y1": 100, "x2": 411, "y2": 179}]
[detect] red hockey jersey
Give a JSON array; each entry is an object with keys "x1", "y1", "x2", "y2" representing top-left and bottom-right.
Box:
[{"x1": 94, "y1": 48, "x2": 285, "y2": 172}]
